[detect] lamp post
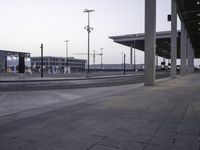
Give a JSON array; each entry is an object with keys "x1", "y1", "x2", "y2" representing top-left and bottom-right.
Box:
[
  {"x1": 93, "y1": 50, "x2": 96, "y2": 65},
  {"x1": 130, "y1": 44, "x2": 133, "y2": 65},
  {"x1": 134, "y1": 41, "x2": 136, "y2": 72},
  {"x1": 121, "y1": 52, "x2": 124, "y2": 71},
  {"x1": 124, "y1": 53, "x2": 126, "y2": 75},
  {"x1": 64, "y1": 40, "x2": 69, "y2": 74},
  {"x1": 100, "y1": 48, "x2": 103, "y2": 70},
  {"x1": 83, "y1": 9, "x2": 94, "y2": 73},
  {"x1": 40, "y1": 43, "x2": 44, "y2": 78}
]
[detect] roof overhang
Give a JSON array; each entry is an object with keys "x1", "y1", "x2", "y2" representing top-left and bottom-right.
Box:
[
  {"x1": 177, "y1": 0, "x2": 200, "y2": 56},
  {"x1": 109, "y1": 31, "x2": 181, "y2": 59},
  {"x1": 110, "y1": 0, "x2": 200, "y2": 59}
]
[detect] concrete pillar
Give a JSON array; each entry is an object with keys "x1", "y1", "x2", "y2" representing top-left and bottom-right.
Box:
[
  {"x1": 192, "y1": 48, "x2": 194, "y2": 72},
  {"x1": 180, "y1": 23, "x2": 187, "y2": 75},
  {"x1": 186, "y1": 38, "x2": 190, "y2": 73},
  {"x1": 156, "y1": 55, "x2": 158, "y2": 69},
  {"x1": 170, "y1": 0, "x2": 177, "y2": 79},
  {"x1": 191, "y1": 44, "x2": 194, "y2": 73},
  {"x1": 188, "y1": 41, "x2": 194, "y2": 73},
  {"x1": 144, "y1": 0, "x2": 156, "y2": 86}
]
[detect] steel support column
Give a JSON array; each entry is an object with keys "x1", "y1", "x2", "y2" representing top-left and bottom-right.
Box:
[{"x1": 144, "y1": 0, "x2": 156, "y2": 86}]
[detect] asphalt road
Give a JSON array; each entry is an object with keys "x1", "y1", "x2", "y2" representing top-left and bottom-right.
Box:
[{"x1": 0, "y1": 72, "x2": 170, "y2": 91}]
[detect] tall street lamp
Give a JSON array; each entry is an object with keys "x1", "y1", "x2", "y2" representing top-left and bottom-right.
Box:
[
  {"x1": 124, "y1": 53, "x2": 126, "y2": 75},
  {"x1": 83, "y1": 9, "x2": 94, "y2": 73},
  {"x1": 64, "y1": 40, "x2": 69, "y2": 74},
  {"x1": 100, "y1": 48, "x2": 103, "y2": 70},
  {"x1": 134, "y1": 40, "x2": 136, "y2": 72},
  {"x1": 40, "y1": 43, "x2": 44, "y2": 78},
  {"x1": 121, "y1": 52, "x2": 124, "y2": 71}
]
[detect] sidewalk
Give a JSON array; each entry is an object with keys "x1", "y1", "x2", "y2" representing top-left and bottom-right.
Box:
[{"x1": 0, "y1": 73, "x2": 199, "y2": 150}]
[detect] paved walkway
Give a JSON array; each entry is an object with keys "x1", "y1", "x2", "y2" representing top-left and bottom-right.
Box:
[
  {"x1": 0, "y1": 72, "x2": 169, "y2": 91},
  {"x1": 0, "y1": 71, "x2": 143, "y2": 81},
  {"x1": 0, "y1": 74, "x2": 200, "y2": 150}
]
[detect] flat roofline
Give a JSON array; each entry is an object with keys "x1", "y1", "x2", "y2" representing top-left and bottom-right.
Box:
[
  {"x1": 109, "y1": 30, "x2": 182, "y2": 59},
  {"x1": 31, "y1": 56, "x2": 86, "y2": 60},
  {"x1": 0, "y1": 50, "x2": 30, "y2": 54},
  {"x1": 109, "y1": 30, "x2": 181, "y2": 40}
]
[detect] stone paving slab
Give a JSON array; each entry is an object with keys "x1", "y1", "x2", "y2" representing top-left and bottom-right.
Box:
[{"x1": 0, "y1": 74, "x2": 200, "y2": 150}]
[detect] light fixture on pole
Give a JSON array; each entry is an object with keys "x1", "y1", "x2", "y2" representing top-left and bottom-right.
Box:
[{"x1": 83, "y1": 9, "x2": 94, "y2": 73}]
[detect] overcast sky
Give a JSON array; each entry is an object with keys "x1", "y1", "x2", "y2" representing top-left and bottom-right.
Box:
[{"x1": 0, "y1": 0, "x2": 181, "y2": 64}]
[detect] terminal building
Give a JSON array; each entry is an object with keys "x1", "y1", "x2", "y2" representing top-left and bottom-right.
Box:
[
  {"x1": 89, "y1": 64, "x2": 145, "y2": 71},
  {"x1": 0, "y1": 50, "x2": 31, "y2": 73},
  {"x1": 110, "y1": 0, "x2": 200, "y2": 86},
  {"x1": 31, "y1": 56, "x2": 87, "y2": 73},
  {"x1": 110, "y1": 31, "x2": 180, "y2": 70}
]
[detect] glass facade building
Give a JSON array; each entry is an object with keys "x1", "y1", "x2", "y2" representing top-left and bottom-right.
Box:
[
  {"x1": 0, "y1": 50, "x2": 31, "y2": 73},
  {"x1": 31, "y1": 56, "x2": 86, "y2": 73}
]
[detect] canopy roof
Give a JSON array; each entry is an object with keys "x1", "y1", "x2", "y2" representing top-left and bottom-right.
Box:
[
  {"x1": 110, "y1": 0, "x2": 200, "y2": 59},
  {"x1": 177, "y1": 0, "x2": 200, "y2": 56},
  {"x1": 109, "y1": 31, "x2": 181, "y2": 59}
]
